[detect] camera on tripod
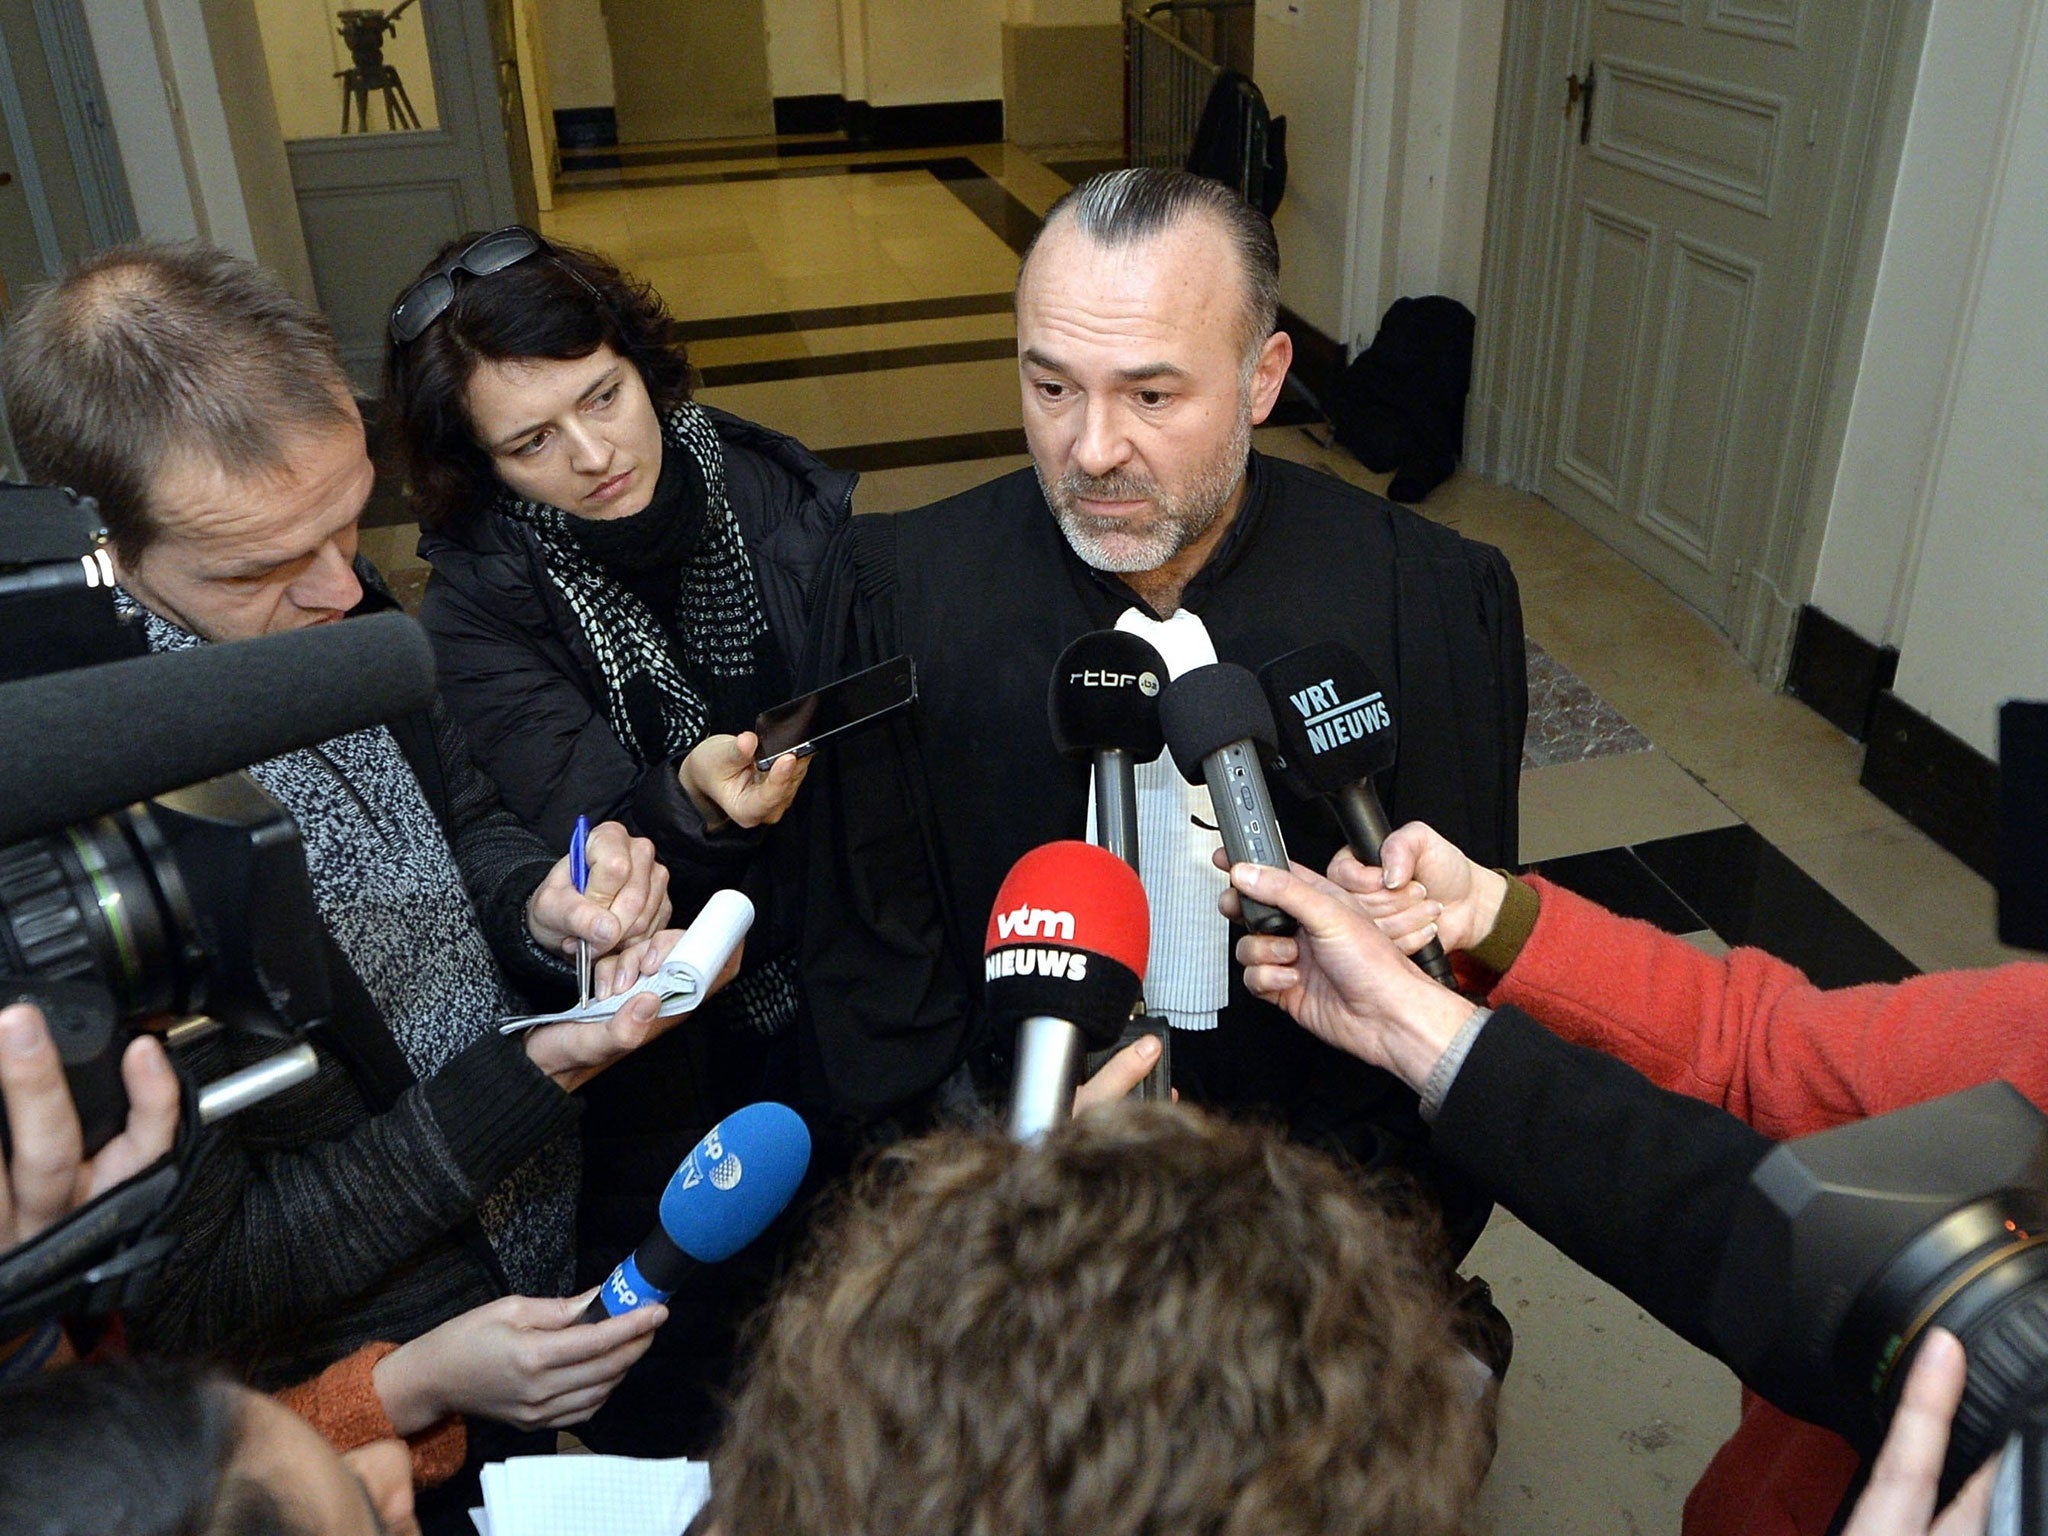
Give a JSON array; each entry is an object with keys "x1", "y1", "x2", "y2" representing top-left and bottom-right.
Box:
[{"x1": 0, "y1": 485, "x2": 333, "y2": 1330}]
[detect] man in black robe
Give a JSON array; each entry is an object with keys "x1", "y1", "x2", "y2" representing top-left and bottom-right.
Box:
[{"x1": 797, "y1": 168, "x2": 1524, "y2": 1253}]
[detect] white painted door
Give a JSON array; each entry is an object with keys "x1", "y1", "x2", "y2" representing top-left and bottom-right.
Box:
[{"x1": 1540, "y1": 0, "x2": 1845, "y2": 626}]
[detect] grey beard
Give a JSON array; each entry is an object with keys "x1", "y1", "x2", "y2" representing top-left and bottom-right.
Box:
[{"x1": 1042, "y1": 407, "x2": 1253, "y2": 575}]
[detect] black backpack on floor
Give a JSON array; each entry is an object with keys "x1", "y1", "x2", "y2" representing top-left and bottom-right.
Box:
[{"x1": 1330, "y1": 295, "x2": 1475, "y2": 504}]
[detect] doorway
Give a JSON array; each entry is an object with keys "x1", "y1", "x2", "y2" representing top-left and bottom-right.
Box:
[
  {"x1": 1471, "y1": 0, "x2": 1931, "y2": 673},
  {"x1": 602, "y1": 0, "x2": 774, "y2": 143},
  {"x1": 251, "y1": 0, "x2": 527, "y2": 387}
]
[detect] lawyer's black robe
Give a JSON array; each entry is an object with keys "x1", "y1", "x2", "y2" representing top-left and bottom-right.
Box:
[{"x1": 795, "y1": 453, "x2": 1526, "y2": 1250}]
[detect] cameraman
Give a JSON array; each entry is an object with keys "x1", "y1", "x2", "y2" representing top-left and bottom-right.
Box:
[
  {"x1": 1221, "y1": 848, "x2": 2013, "y2": 1536},
  {"x1": 0, "y1": 244, "x2": 689, "y2": 1494}
]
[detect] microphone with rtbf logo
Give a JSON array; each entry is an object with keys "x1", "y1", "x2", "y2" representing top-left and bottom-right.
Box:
[
  {"x1": 580, "y1": 1101, "x2": 812, "y2": 1322},
  {"x1": 986, "y1": 841, "x2": 1149, "y2": 1142},
  {"x1": 1048, "y1": 629, "x2": 1167, "y2": 871},
  {"x1": 1258, "y1": 640, "x2": 1454, "y2": 986}
]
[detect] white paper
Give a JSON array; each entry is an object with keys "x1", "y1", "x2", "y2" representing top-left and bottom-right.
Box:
[
  {"x1": 499, "y1": 889, "x2": 755, "y2": 1034},
  {"x1": 475, "y1": 1454, "x2": 711, "y2": 1536}
]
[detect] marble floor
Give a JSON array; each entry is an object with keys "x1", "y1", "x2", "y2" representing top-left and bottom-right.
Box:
[{"x1": 357, "y1": 129, "x2": 2034, "y2": 1535}]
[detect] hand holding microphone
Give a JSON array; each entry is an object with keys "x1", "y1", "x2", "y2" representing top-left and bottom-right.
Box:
[
  {"x1": 582, "y1": 1101, "x2": 812, "y2": 1323},
  {"x1": 372, "y1": 1291, "x2": 666, "y2": 1434},
  {"x1": 986, "y1": 841, "x2": 1149, "y2": 1142},
  {"x1": 1257, "y1": 642, "x2": 1455, "y2": 984}
]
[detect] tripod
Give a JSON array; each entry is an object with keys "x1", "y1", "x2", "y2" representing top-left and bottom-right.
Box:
[{"x1": 335, "y1": 0, "x2": 423, "y2": 133}]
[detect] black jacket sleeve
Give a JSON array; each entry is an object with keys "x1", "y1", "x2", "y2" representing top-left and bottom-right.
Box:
[
  {"x1": 421, "y1": 574, "x2": 760, "y2": 917},
  {"x1": 135, "y1": 1013, "x2": 577, "y2": 1355},
  {"x1": 407, "y1": 692, "x2": 572, "y2": 993},
  {"x1": 795, "y1": 519, "x2": 977, "y2": 1120},
  {"x1": 1432, "y1": 1006, "x2": 1773, "y2": 1360}
]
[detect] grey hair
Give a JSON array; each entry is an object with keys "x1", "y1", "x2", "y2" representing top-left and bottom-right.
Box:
[
  {"x1": 0, "y1": 241, "x2": 354, "y2": 559},
  {"x1": 1019, "y1": 168, "x2": 1281, "y2": 361}
]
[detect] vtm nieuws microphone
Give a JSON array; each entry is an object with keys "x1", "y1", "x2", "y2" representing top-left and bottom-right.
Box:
[
  {"x1": 581, "y1": 1101, "x2": 812, "y2": 1323},
  {"x1": 1259, "y1": 641, "x2": 1455, "y2": 986},
  {"x1": 1158, "y1": 662, "x2": 1297, "y2": 936},
  {"x1": 986, "y1": 841, "x2": 1149, "y2": 1142},
  {"x1": 1048, "y1": 629, "x2": 1168, "y2": 870}
]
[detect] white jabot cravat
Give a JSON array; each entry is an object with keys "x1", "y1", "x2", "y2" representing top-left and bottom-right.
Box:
[{"x1": 1079, "y1": 607, "x2": 1229, "y2": 1031}]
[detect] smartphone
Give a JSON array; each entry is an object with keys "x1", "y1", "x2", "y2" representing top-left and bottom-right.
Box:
[{"x1": 754, "y1": 655, "x2": 918, "y2": 770}]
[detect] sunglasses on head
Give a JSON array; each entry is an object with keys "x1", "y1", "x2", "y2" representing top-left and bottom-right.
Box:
[{"x1": 388, "y1": 226, "x2": 604, "y2": 345}]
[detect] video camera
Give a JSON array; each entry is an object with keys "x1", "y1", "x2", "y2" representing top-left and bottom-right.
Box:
[
  {"x1": 1702, "y1": 725, "x2": 2048, "y2": 1531},
  {"x1": 0, "y1": 485, "x2": 431, "y2": 1334}
]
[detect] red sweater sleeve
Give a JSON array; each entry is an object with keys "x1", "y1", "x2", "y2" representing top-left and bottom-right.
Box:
[
  {"x1": 276, "y1": 1342, "x2": 467, "y2": 1489},
  {"x1": 1490, "y1": 875, "x2": 2048, "y2": 1138}
]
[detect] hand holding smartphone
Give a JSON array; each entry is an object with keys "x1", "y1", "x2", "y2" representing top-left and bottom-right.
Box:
[{"x1": 752, "y1": 655, "x2": 917, "y2": 772}]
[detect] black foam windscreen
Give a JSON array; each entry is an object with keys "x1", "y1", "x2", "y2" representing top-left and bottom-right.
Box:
[
  {"x1": 1158, "y1": 662, "x2": 1279, "y2": 785},
  {"x1": 1258, "y1": 642, "x2": 1398, "y2": 798},
  {"x1": 0, "y1": 612, "x2": 438, "y2": 845},
  {"x1": 1048, "y1": 630, "x2": 1168, "y2": 763}
]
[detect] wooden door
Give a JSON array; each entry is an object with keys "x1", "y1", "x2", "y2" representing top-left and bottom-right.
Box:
[{"x1": 1540, "y1": 0, "x2": 1846, "y2": 626}]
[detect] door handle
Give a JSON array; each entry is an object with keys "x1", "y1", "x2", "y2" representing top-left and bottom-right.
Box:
[{"x1": 1565, "y1": 62, "x2": 1596, "y2": 145}]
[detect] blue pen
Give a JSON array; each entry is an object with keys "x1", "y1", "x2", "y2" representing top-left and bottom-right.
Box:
[{"x1": 571, "y1": 814, "x2": 592, "y2": 1009}]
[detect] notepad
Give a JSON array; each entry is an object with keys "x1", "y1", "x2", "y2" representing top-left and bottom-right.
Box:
[
  {"x1": 499, "y1": 888, "x2": 754, "y2": 1034},
  {"x1": 467, "y1": 1454, "x2": 711, "y2": 1536}
]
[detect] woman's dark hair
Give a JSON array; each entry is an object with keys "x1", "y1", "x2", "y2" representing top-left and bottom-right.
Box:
[
  {"x1": 0, "y1": 1359, "x2": 300, "y2": 1535},
  {"x1": 381, "y1": 231, "x2": 693, "y2": 528}
]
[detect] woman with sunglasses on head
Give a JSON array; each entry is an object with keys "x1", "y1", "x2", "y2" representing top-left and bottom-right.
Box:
[{"x1": 382, "y1": 228, "x2": 851, "y2": 1455}]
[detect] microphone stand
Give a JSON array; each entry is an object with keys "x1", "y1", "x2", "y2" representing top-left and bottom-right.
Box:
[{"x1": 1330, "y1": 783, "x2": 1458, "y2": 988}]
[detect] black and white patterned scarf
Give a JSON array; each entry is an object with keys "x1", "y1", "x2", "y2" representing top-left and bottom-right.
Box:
[
  {"x1": 134, "y1": 605, "x2": 578, "y2": 1297},
  {"x1": 496, "y1": 400, "x2": 800, "y2": 1037}
]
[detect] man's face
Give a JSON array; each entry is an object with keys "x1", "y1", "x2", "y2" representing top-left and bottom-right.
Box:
[
  {"x1": 117, "y1": 406, "x2": 374, "y2": 642},
  {"x1": 1017, "y1": 216, "x2": 1291, "y2": 574}
]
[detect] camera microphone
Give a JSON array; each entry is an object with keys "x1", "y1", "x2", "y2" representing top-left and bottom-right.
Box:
[
  {"x1": 1258, "y1": 641, "x2": 1455, "y2": 985},
  {"x1": 986, "y1": 841, "x2": 1149, "y2": 1142},
  {"x1": 582, "y1": 1102, "x2": 812, "y2": 1323},
  {"x1": 0, "y1": 612, "x2": 437, "y2": 845},
  {"x1": 1158, "y1": 662, "x2": 1296, "y2": 936}
]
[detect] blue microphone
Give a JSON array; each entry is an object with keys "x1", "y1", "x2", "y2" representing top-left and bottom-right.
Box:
[{"x1": 580, "y1": 1102, "x2": 812, "y2": 1322}]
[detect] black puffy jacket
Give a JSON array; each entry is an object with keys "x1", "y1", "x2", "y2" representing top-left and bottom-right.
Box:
[{"x1": 414, "y1": 406, "x2": 855, "y2": 930}]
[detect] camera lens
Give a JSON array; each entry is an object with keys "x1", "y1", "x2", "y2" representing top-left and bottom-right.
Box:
[
  {"x1": 0, "y1": 807, "x2": 204, "y2": 1022},
  {"x1": 1855, "y1": 1203, "x2": 2048, "y2": 1485}
]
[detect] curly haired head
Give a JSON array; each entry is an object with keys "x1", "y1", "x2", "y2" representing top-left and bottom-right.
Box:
[
  {"x1": 380, "y1": 230, "x2": 692, "y2": 528},
  {"x1": 707, "y1": 1104, "x2": 1488, "y2": 1536}
]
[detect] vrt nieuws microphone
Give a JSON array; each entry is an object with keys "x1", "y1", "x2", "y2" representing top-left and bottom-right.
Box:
[{"x1": 1259, "y1": 641, "x2": 1456, "y2": 985}]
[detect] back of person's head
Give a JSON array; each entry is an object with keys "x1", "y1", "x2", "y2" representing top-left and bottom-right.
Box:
[
  {"x1": 0, "y1": 241, "x2": 354, "y2": 561},
  {"x1": 0, "y1": 1359, "x2": 304, "y2": 1535},
  {"x1": 706, "y1": 1103, "x2": 1487, "y2": 1536},
  {"x1": 1019, "y1": 167, "x2": 1281, "y2": 367},
  {"x1": 380, "y1": 229, "x2": 692, "y2": 529}
]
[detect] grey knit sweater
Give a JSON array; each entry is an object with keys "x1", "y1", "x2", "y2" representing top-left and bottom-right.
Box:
[{"x1": 129, "y1": 597, "x2": 584, "y2": 1390}]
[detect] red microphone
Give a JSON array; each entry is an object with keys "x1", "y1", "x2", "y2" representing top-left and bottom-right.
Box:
[{"x1": 984, "y1": 841, "x2": 1149, "y2": 1141}]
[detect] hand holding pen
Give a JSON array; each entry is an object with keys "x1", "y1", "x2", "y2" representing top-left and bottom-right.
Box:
[
  {"x1": 572, "y1": 816, "x2": 592, "y2": 1009},
  {"x1": 525, "y1": 818, "x2": 672, "y2": 970}
]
